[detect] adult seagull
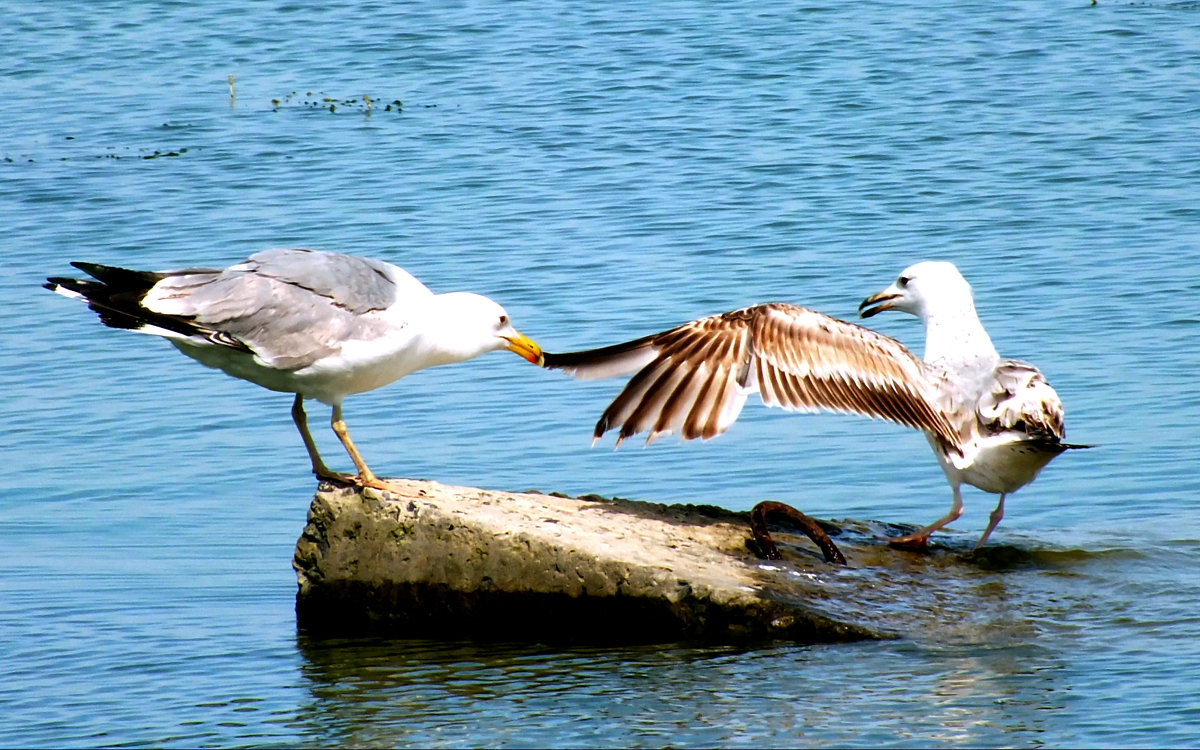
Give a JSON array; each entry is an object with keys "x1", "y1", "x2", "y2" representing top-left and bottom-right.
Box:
[
  {"x1": 46, "y1": 248, "x2": 544, "y2": 489},
  {"x1": 543, "y1": 261, "x2": 1086, "y2": 549}
]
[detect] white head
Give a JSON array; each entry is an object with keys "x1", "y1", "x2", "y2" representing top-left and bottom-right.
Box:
[
  {"x1": 426, "y1": 292, "x2": 543, "y2": 366},
  {"x1": 858, "y1": 261, "x2": 976, "y2": 324}
]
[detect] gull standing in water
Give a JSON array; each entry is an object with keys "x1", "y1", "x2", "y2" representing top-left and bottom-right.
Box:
[
  {"x1": 544, "y1": 261, "x2": 1086, "y2": 549},
  {"x1": 46, "y1": 248, "x2": 544, "y2": 489}
]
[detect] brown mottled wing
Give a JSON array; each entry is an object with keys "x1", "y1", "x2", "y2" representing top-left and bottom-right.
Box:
[
  {"x1": 546, "y1": 302, "x2": 960, "y2": 449},
  {"x1": 544, "y1": 309, "x2": 757, "y2": 444},
  {"x1": 749, "y1": 303, "x2": 961, "y2": 451},
  {"x1": 977, "y1": 359, "x2": 1066, "y2": 441}
]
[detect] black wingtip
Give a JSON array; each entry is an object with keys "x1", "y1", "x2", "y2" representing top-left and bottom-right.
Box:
[
  {"x1": 69, "y1": 261, "x2": 119, "y2": 281},
  {"x1": 592, "y1": 415, "x2": 609, "y2": 440},
  {"x1": 44, "y1": 276, "x2": 94, "y2": 296},
  {"x1": 540, "y1": 351, "x2": 574, "y2": 370},
  {"x1": 540, "y1": 332, "x2": 661, "y2": 372},
  {"x1": 45, "y1": 266, "x2": 171, "y2": 332},
  {"x1": 68, "y1": 261, "x2": 163, "y2": 290}
]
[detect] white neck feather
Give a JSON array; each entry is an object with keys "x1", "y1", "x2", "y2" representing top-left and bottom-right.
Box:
[{"x1": 918, "y1": 296, "x2": 999, "y2": 371}]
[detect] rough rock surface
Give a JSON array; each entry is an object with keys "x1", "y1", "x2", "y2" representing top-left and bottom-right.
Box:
[{"x1": 294, "y1": 478, "x2": 1032, "y2": 644}]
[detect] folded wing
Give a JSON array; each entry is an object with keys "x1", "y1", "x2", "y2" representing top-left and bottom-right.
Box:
[{"x1": 978, "y1": 359, "x2": 1066, "y2": 442}]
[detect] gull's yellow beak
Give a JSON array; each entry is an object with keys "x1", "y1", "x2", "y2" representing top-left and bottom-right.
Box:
[{"x1": 503, "y1": 331, "x2": 545, "y2": 366}]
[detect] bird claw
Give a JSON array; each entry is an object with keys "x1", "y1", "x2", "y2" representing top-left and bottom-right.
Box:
[
  {"x1": 882, "y1": 533, "x2": 931, "y2": 550},
  {"x1": 314, "y1": 469, "x2": 359, "y2": 486},
  {"x1": 315, "y1": 470, "x2": 393, "y2": 493},
  {"x1": 355, "y1": 475, "x2": 393, "y2": 492}
]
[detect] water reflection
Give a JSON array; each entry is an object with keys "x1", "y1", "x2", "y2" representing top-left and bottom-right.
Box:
[
  {"x1": 293, "y1": 637, "x2": 750, "y2": 747},
  {"x1": 293, "y1": 633, "x2": 1073, "y2": 747},
  {"x1": 287, "y1": 528, "x2": 1144, "y2": 746}
]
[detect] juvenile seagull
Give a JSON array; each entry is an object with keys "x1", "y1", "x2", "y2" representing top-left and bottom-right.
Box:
[
  {"x1": 544, "y1": 261, "x2": 1085, "y2": 549},
  {"x1": 46, "y1": 248, "x2": 544, "y2": 489}
]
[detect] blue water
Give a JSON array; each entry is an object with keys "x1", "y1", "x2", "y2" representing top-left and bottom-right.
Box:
[{"x1": 3, "y1": 0, "x2": 1200, "y2": 746}]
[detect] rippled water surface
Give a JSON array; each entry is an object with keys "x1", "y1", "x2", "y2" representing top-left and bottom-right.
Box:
[{"x1": 3, "y1": 1, "x2": 1200, "y2": 746}]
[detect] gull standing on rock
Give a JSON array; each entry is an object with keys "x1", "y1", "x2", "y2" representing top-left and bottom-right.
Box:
[
  {"x1": 46, "y1": 248, "x2": 544, "y2": 489},
  {"x1": 544, "y1": 261, "x2": 1086, "y2": 549}
]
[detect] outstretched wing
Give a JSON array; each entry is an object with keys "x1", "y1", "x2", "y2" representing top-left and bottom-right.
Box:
[{"x1": 545, "y1": 302, "x2": 961, "y2": 449}]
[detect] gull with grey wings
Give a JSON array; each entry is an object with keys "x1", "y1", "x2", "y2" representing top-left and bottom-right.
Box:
[{"x1": 47, "y1": 248, "x2": 544, "y2": 489}]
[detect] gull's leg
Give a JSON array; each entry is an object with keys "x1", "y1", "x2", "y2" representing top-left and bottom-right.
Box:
[
  {"x1": 974, "y1": 493, "x2": 1006, "y2": 549},
  {"x1": 292, "y1": 395, "x2": 353, "y2": 484},
  {"x1": 886, "y1": 483, "x2": 964, "y2": 548},
  {"x1": 329, "y1": 402, "x2": 388, "y2": 490}
]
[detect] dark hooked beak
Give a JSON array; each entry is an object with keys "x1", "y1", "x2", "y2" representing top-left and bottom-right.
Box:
[{"x1": 858, "y1": 290, "x2": 900, "y2": 319}]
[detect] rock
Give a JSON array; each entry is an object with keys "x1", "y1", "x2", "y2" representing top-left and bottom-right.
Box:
[{"x1": 293, "y1": 478, "x2": 1036, "y2": 644}]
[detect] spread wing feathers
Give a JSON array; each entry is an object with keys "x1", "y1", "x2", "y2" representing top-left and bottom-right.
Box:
[
  {"x1": 978, "y1": 359, "x2": 1068, "y2": 443},
  {"x1": 749, "y1": 304, "x2": 960, "y2": 450},
  {"x1": 595, "y1": 314, "x2": 756, "y2": 445},
  {"x1": 547, "y1": 303, "x2": 962, "y2": 450}
]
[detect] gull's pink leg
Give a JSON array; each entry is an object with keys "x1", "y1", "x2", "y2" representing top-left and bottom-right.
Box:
[
  {"x1": 974, "y1": 493, "x2": 1006, "y2": 549},
  {"x1": 885, "y1": 484, "x2": 964, "y2": 549}
]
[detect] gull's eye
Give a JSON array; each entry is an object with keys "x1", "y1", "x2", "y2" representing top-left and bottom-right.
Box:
[
  {"x1": 897, "y1": 276, "x2": 910, "y2": 288},
  {"x1": 498, "y1": 314, "x2": 509, "y2": 326}
]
